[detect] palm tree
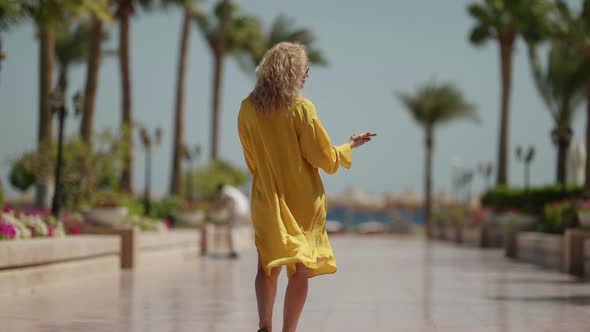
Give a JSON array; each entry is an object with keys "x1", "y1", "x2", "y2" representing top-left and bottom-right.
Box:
[
  {"x1": 80, "y1": 14, "x2": 110, "y2": 144},
  {"x1": 23, "y1": 0, "x2": 110, "y2": 147},
  {"x1": 163, "y1": 0, "x2": 199, "y2": 195},
  {"x1": 528, "y1": 38, "x2": 587, "y2": 184},
  {"x1": 397, "y1": 82, "x2": 478, "y2": 238},
  {"x1": 467, "y1": 0, "x2": 553, "y2": 186},
  {"x1": 553, "y1": 1, "x2": 590, "y2": 196},
  {"x1": 114, "y1": 0, "x2": 154, "y2": 192},
  {"x1": 194, "y1": 1, "x2": 263, "y2": 160}
]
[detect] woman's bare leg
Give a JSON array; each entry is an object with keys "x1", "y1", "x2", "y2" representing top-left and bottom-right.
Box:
[
  {"x1": 256, "y1": 259, "x2": 281, "y2": 331},
  {"x1": 282, "y1": 263, "x2": 310, "y2": 332}
]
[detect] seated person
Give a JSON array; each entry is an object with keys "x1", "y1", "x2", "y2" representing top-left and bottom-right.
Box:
[{"x1": 215, "y1": 183, "x2": 250, "y2": 258}]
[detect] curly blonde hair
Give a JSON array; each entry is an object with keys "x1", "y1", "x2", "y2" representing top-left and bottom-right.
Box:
[{"x1": 249, "y1": 42, "x2": 308, "y2": 113}]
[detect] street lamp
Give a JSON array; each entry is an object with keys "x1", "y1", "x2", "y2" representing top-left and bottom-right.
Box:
[
  {"x1": 140, "y1": 127, "x2": 163, "y2": 216},
  {"x1": 477, "y1": 162, "x2": 494, "y2": 193},
  {"x1": 457, "y1": 169, "x2": 474, "y2": 203},
  {"x1": 182, "y1": 144, "x2": 201, "y2": 202},
  {"x1": 49, "y1": 90, "x2": 84, "y2": 217},
  {"x1": 516, "y1": 145, "x2": 536, "y2": 191},
  {"x1": 49, "y1": 90, "x2": 66, "y2": 216}
]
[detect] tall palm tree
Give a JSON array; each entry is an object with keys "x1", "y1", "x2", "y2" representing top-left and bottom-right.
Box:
[
  {"x1": 528, "y1": 38, "x2": 587, "y2": 184},
  {"x1": 194, "y1": 1, "x2": 263, "y2": 160},
  {"x1": 115, "y1": 0, "x2": 154, "y2": 192},
  {"x1": 553, "y1": 1, "x2": 590, "y2": 196},
  {"x1": 163, "y1": 0, "x2": 199, "y2": 195},
  {"x1": 80, "y1": 13, "x2": 110, "y2": 144},
  {"x1": 397, "y1": 82, "x2": 478, "y2": 238},
  {"x1": 23, "y1": 0, "x2": 110, "y2": 148},
  {"x1": 467, "y1": 0, "x2": 553, "y2": 186}
]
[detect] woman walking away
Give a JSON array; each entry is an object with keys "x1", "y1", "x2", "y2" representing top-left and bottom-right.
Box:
[{"x1": 237, "y1": 41, "x2": 374, "y2": 332}]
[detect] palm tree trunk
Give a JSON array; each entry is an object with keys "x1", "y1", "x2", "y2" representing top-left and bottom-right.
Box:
[
  {"x1": 80, "y1": 16, "x2": 103, "y2": 144},
  {"x1": 57, "y1": 66, "x2": 67, "y2": 95},
  {"x1": 557, "y1": 141, "x2": 568, "y2": 185},
  {"x1": 210, "y1": 0, "x2": 230, "y2": 161},
  {"x1": 496, "y1": 32, "x2": 515, "y2": 186},
  {"x1": 425, "y1": 128, "x2": 433, "y2": 238},
  {"x1": 170, "y1": 10, "x2": 192, "y2": 195},
  {"x1": 35, "y1": 29, "x2": 55, "y2": 208},
  {"x1": 584, "y1": 47, "x2": 590, "y2": 197},
  {"x1": 38, "y1": 29, "x2": 54, "y2": 146},
  {"x1": 119, "y1": 0, "x2": 133, "y2": 192}
]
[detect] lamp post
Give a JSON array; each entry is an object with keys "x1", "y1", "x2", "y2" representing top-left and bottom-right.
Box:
[
  {"x1": 182, "y1": 144, "x2": 201, "y2": 202},
  {"x1": 516, "y1": 145, "x2": 536, "y2": 208},
  {"x1": 140, "y1": 127, "x2": 163, "y2": 216},
  {"x1": 477, "y1": 162, "x2": 494, "y2": 193},
  {"x1": 516, "y1": 146, "x2": 536, "y2": 192},
  {"x1": 49, "y1": 91, "x2": 84, "y2": 217},
  {"x1": 49, "y1": 90, "x2": 65, "y2": 216}
]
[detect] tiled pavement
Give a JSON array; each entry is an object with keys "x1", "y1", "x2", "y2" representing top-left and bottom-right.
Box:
[{"x1": 1, "y1": 235, "x2": 589, "y2": 332}]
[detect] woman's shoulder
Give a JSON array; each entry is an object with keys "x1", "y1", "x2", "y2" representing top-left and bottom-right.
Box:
[
  {"x1": 239, "y1": 96, "x2": 254, "y2": 117},
  {"x1": 240, "y1": 96, "x2": 252, "y2": 109},
  {"x1": 294, "y1": 96, "x2": 314, "y2": 108},
  {"x1": 292, "y1": 97, "x2": 316, "y2": 116}
]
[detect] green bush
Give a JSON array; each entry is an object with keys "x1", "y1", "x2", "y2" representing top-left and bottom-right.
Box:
[
  {"x1": 9, "y1": 152, "x2": 37, "y2": 192},
  {"x1": 184, "y1": 160, "x2": 247, "y2": 202},
  {"x1": 541, "y1": 201, "x2": 577, "y2": 234},
  {"x1": 147, "y1": 196, "x2": 182, "y2": 220},
  {"x1": 481, "y1": 185, "x2": 582, "y2": 215},
  {"x1": 9, "y1": 129, "x2": 127, "y2": 209}
]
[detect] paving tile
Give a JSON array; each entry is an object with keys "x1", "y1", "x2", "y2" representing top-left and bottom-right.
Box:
[{"x1": 1, "y1": 235, "x2": 589, "y2": 331}]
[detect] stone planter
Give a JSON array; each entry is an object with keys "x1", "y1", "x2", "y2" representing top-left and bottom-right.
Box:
[
  {"x1": 463, "y1": 225, "x2": 484, "y2": 247},
  {"x1": 451, "y1": 223, "x2": 463, "y2": 244},
  {"x1": 0, "y1": 235, "x2": 120, "y2": 294},
  {"x1": 435, "y1": 223, "x2": 446, "y2": 240},
  {"x1": 564, "y1": 229, "x2": 590, "y2": 277},
  {"x1": 578, "y1": 211, "x2": 590, "y2": 228},
  {"x1": 175, "y1": 210, "x2": 207, "y2": 227},
  {"x1": 516, "y1": 232, "x2": 564, "y2": 270},
  {"x1": 501, "y1": 213, "x2": 539, "y2": 258},
  {"x1": 81, "y1": 226, "x2": 200, "y2": 270},
  {"x1": 462, "y1": 222, "x2": 504, "y2": 248},
  {"x1": 443, "y1": 223, "x2": 456, "y2": 241},
  {"x1": 81, "y1": 207, "x2": 129, "y2": 228},
  {"x1": 504, "y1": 226, "x2": 518, "y2": 258}
]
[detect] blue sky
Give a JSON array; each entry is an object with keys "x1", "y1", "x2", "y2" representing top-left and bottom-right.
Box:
[{"x1": 0, "y1": 0, "x2": 584, "y2": 197}]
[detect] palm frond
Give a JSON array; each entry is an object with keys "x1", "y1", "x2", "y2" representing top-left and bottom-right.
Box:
[
  {"x1": 527, "y1": 36, "x2": 586, "y2": 128},
  {"x1": 396, "y1": 82, "x2": 478, "y2": 129}
]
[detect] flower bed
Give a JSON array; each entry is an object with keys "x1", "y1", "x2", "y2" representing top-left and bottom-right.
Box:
[{"x1": 0, "y1": 207, "x2": 70, "y2": 240}]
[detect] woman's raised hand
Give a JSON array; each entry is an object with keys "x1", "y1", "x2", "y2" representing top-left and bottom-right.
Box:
[{"x1": 348, "y1": 132, "x2": 376, "y2": 149}]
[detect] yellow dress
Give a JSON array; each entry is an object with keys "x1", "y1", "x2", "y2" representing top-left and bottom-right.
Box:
[{"x1": 238, "y1": 96, "x2": 352, "y2": 278}]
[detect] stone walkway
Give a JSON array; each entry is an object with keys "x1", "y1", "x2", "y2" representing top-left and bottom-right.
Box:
[{"x1": 1, "y1": 236, "x2": 590, "y2": 332}]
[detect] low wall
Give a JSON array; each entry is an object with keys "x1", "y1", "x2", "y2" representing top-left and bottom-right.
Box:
[{"x1": 0, "y1": 236, "x2": 120, "y2": 294}]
